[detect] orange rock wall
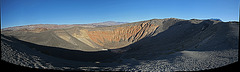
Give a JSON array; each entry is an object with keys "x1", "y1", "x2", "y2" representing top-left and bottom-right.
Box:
[{"x1": 86, "y1": 22, "x2": 159, "y2": 48}]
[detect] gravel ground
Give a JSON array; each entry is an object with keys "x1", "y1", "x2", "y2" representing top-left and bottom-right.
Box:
[{"x1": 1, "y1": 35, "x2": 238, "y2": 71}]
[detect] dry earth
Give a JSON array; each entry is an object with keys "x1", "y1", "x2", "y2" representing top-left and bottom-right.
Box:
[{"x1": 1, "y1": 18, "x2": 239, "y2": 71}]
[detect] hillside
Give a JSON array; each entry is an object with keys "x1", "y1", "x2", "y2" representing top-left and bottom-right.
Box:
[{"x1": 1, "y1": 18, "x2": 239, "y2": 71}]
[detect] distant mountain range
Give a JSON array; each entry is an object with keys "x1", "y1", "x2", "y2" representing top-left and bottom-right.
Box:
[
  {"x1": 2, "y1": 21, "x2": 128, "y2": 31},
  {"x1": 207, "y1": 18, "x2": 222, "y2": 21},
  {"x1": 88, "y1": 21, "x2": 128, "y2": 26}
]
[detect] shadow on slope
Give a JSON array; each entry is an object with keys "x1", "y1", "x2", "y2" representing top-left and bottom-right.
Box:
[{"x1": 118, "y1": 20, "x2": 237, "y2": 60}]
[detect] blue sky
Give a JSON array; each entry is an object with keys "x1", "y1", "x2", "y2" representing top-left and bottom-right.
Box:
[{"x1": 1, "y1": 0, "x2": 239, "y2": 29}]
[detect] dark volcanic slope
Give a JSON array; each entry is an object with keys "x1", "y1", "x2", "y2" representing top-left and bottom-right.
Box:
[{"x1": 1, "y1": 18, "x2": 239, "y2": 71}]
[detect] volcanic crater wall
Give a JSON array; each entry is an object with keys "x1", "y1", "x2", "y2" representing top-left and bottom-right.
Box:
[
  {"x1": 2, "y1": 18, "x2": 185, "y2": 51},
  {"x1": 85, "y1": 22, "x2": 160, "y2": 49}
]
